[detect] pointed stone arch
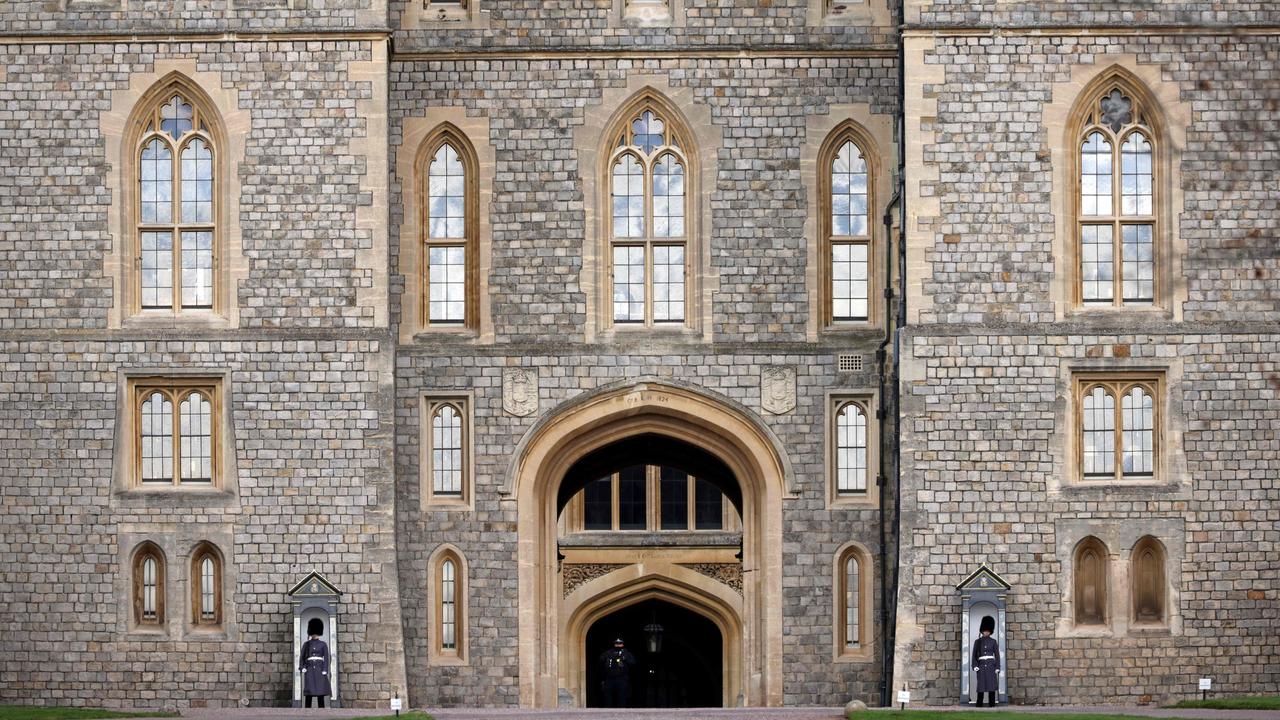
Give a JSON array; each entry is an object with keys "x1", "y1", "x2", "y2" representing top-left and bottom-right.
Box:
[{"x1": 508, "y1": 379, "x2": 790, "y2": 707}]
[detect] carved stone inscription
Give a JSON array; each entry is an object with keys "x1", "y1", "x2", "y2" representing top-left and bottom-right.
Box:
[
  {"x1": 503, "y1": 368, "x2": 539, "y2": 417},
  {"x1": 761, "y1": 366, "x2": 797, "y2": 415}
]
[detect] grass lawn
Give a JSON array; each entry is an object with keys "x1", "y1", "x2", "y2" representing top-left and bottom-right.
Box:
[
  {"x1": 0, "y1": 708, "x2": 177, "y2": 720},
  {"x1": 1170, "y1": 697, "x2": 1280, "y2": 711},
  {"x1": 849, "y1": 707, "x2": 1172, "y2": 712},
  {"x1": 350, "y1": 713, "x2": 434, "y2": 720}
]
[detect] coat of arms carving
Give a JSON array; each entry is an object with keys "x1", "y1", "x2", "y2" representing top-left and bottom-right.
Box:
[
  {"x1": 761, "y1": 366, "x2": 797, "y2": 415},
  {"x1": 503, "y1": 368, "x2": 539, "y2": 417}
]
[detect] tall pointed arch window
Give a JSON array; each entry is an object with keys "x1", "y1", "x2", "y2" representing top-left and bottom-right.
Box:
[
  {"x1": 1131, "y1": 536, "x2": 1167, "y2": 625},
  {"x1": 1073, "y1": 536, "x2": 1109, "y2": 627},
  {"x1": 606, "y1": 100, "x2": 693, "y2": 328},
  {"x1": 419, "y1": 126, "x2": 479, "y2": 329},
  {"x1": 190, "y1": 543, "x2": 223, "y2": 627},
  {"x1": 834, "y1": 400, "x2": 869, "y2": 495},
  {"x1": 1077, "y1": 374, "x2": 1160, "y2": 484},
  {"x1": 430, "y1": 546, "x2": 468, "y2": 663},
  {"x1": 821, "y1": 126, "x2": 876, "y2": 324},
  {"x1": 132, "y1": 378, "x2": 221, "y2": 488},
  {"x1": 134, "y1": 89, "x2": 220, "y2": 314},
  {"x1": 834, "y1": 543, "x2": 872, "y2": 659},
  {"x1": 421, "y1": 395, "x2": 472, "y2": 509},
  {"x1": 132, "y1": 542, "x2": 166, "y2": 626},
  {"x1": 1073, "y1": 79, "x2": 1162, "y2": 307}
]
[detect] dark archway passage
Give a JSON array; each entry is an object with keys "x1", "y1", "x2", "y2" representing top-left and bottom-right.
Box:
[{"x1": 585, "y1": 599, "x2": 723, "y2": 708}]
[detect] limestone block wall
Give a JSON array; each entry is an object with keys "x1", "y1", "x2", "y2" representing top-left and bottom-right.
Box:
[
  {"x1": 0, "y1": 1, "x2": 385, "y2": 34},
  {"x1": 895, "y1": 29, "x2": 1280, "y2": 705},
  {"x1": 903, "y1": 0, "x2": 1280, "y2": 27},
  {"x1": 0, "y1": 39, "x2": 404, "y2": 708}
]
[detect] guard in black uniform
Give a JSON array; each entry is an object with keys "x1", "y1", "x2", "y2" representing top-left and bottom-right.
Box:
[
  {"x1": 300, "y1": 618, "x2": 332, "y2": 708},
  {"x1": 971, "y1": 615, "x2": 1001, "y2": 707},
  {"x1": 598, "y1": 637, "x2": 636, "y2": 708}
]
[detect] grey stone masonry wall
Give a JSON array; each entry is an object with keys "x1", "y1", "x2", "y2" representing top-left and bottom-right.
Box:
[
  {"x1": 895, "y1": 27, "x2": 1280, "y2": 706},
  {"x1": 905, "y1": 1, "x2": 1280, "y2": 27},
  {"x1": 394, "y1": 348, "x2": 892, "y2": 707},
  {"x1": 0, "y1": 1, "x2": 384, "y2": 35}
]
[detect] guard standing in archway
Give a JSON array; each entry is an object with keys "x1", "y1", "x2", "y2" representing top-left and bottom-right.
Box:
[
  {"x1": 971, "y1": 615, "x2": 1001, "y2": 707},
  {"x1": 301, "y1": 618, "x2": 332, "y2": 708},
  {"x1": 599, "y1": 637, "x2": 636, "y2": 708}
]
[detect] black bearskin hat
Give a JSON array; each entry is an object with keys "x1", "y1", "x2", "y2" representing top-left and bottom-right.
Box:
[
  {"x1": 308, "y1": 618, "x2": 325, "y2": 636},
  {"x1": 979, "y1": 615, "x2": 995, "y2": 634}
]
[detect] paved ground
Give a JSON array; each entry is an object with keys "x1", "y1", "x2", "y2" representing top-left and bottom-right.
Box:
[{"x1": 171, "y1": 706, "x2": 1280, "y2": 720}]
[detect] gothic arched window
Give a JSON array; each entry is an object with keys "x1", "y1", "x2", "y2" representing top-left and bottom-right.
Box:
[
  {"x1": 1073, "y1": 536, "x2": 1109, "y2": 626},
  {"x1": 190, "y1": 542, "x2": 223, "y2": 627},
  {"x1": 1073, "y1": 76, "x2": 1163, "y2": 308},
  {"x1": 605, "y1": 98, "x2": 693, "y2": 328},
  {"x1": 431, "y1": 546, "x2": 467, "y2": 663},
  {"x1": 821, "y1": 124, "x2": 877, "y2": 324},
  {"x1": 834, "y1": 400, "x2": 869, "y2": 495},
  {"x1": 1079, "y1": 376, "x2": 1158, "y2": 483},
  {"x1": 133, "y1": 87, "x2": 221, "y2": 314},
  {"x1": 135, "y1": 379, "x2": 220, "y2": 487},
  {"x1": 420, "y1": 125, "x2": 479, "y2": 329},
  {"x1": 1131, "y1": 536, "x2": 1167, "y2": 625},
  {"x1": 132, "y1": 542, "x2": 166, "y2": 626},
  {"x1": 835, "y1": 543, "x2": 872, "y2": 658}
]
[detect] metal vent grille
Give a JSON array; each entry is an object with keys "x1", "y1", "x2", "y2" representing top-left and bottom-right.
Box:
[{"x1": 837, "y1": 353, "x2": 863, "y2": 372}]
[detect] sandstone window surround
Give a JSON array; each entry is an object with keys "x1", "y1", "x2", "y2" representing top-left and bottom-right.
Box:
[
  {"x1": 1074, "y1": 372, "x2": 1162, "y2": 485},
  {"x1": 1048, "y1": 61, "x2": 1187, "y2": 321},
  {"x1": 419, "y1": 125, "x2": 480, "y2": 331},
  {"x1": 1055, "y1": 519, "x2": 1183, "y2": 639},
  {"x1": 190, "y1": 541, "x2": 224, "y2": 628},
  {"x1": 428, "y1": 545, "x2": 468, "y2": 665},
  {"x1": 406, "y1": 0, "x2": 491, "y2": 28},
  {"x1": 131, "y1": 541, "x2": 167, "y2": 629},
  {"x1": 605, "y1": 96, "x2": 694, "y2": 329},
  {"x1": 132, "y1": 377, "x2": 222, "y2": 488},
  {"x1": 104, "y1": 65, "x2": 249, "y2": 330},
  {"x1": 562, "y1": 464, "x2": 740, "y2": 533},
  {"x1": 826, "y1": 391, "x2": 880, "y2": 509},
  {"x1": 833, "y1": 541, "x2": 873, "y2": 662},
  {"x1": 807, "y1": 0, "x2": 893, "y2": 28},
  {"x1": 609, "y1": 0, "x2": 685, "y2": 28},
  {"x1": 420, "y1": 393, "x2": 474, "y2": 511}
]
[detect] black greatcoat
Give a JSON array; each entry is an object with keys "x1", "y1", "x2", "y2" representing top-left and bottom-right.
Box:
[
  {"x1": 300, "y1": 638, "x2": 332, "y2": 697},
  {"x1": 971, "y1": 635, "x2": 1001, "y2": 693}
]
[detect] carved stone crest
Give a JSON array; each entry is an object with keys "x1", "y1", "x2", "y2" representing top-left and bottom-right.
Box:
[
  {"x1": 760, "y1": 366, "x2": 796, "y2": 415},
  {"x1": 503, "y1": 368, "x2": 539, "y2": 417},
  {"x1": 562, "y1": 563, "x2": 628, "y2": 596}
]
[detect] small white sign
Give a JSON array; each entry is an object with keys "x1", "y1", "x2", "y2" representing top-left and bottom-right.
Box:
[
  {"x1": 897, "y1": 690, "x2": 911, "y2": 705},
  {"x1": 1199, "y1": 678, "x2": 1212, "y2": 691},
  {"x1": 390, "y1": 698, "x2": 403, "y2": 711}
]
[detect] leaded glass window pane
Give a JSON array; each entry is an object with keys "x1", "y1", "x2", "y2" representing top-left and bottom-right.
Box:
[
  {"x1": 441, "y1": 559, "x2": 457, "y2": 650},
  {"x1": 836, "y1": 402, "x2": 867, "y2": 493},
  {"x1": 141, "y1": 231, "x2": 174, "y2": 309},
  {"x1": 1080, "y1": 132, "x2": 1113, "y2": 216},
  {"x1": 181, "y1": 138, "x2": 213, "y2": 224},
  {"x1": 831, "y1": 141, "x2": 868, "y2": 237},
  {"x1": 1121, "y1": 132, "x2": 1153, "y2": 216},
  {"x1": 693, "y1": 478, "x2": 722, "y2": 530},
  {"x1": 832, "y1": 243, "x2": 869, "y2": 321},
  {"x1": 653, "y1": 154, "x2": 685, "y2": 238},
  {"x1": 140, "y1": 139, "x2": 173, "y2": 225},
  {"x1": 141, "y1": 392, "x2": 173, "y2": 483},
  {"x1": 612, "y1": 245, "x2": 645, "y2": 322},
  {"x1": 200, "y1": 556, "x2": 216, "y2": 619},
  {"x1": 652, "y1": 245, "x2": 684, "y2": 323},
  {"x1": 181, "y1": 230, "x2": 213, "y2": 308},
  {"x1": 428, "y1": 246, "x2": 466, "y2": 323},
  {"x1": 1121, "y1": 224, "x2": 1154, "y2": 303},
  {"x1": 1082, "y1": 387, "x2": 1115, "y2": 476},
  {"x1": 845, "y1": 555, "x2": 860, "y2": 647},
  {"x1": 142, "y1": 556, "x2": 158, "y2": 619},
  {"x1": 659, "y1": 467, "x2": 688, "y2": 530},
  {"x1": 617, "y1": 465, "x2": 646, "y2": 530},
  {"x1": 1080, "y1": 225, "x2": 1114, "y2": 303},
  {"x1": 432, "y1": 405, "x2": 463, "y2": 495},
  {"x1": 611, "y1": 154, "x2": 645, "y2": 238},
  {"x1": 160, "y1": 95, "x2": 194, "y2": 139},
  {"x1": 583, "y1": 477, "x2": 612, "y2": 530},
  {"x1": 1121, "y1": 386, "x2": 1154, "y2": 476},
  {"x1": 429, "y1": 143, "x2": 467, "y2": 240},
  {"x1": 631, "y1": 111, "x2": 666, "y2": 154},
  {"x1": 179, "y1": 392, "x2": 212, "y2": 483}
]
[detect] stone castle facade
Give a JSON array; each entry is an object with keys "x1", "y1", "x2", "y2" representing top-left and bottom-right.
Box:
[{"x1": 0, "y1": 0, "x2": 1276, "y2": 710}]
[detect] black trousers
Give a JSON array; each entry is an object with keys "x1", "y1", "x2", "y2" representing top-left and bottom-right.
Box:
[
  {"x1": 602, "y1": 676, "x2": 629, "y2": 708},
  {"x1": 305, "y1": 695, "x2": 326, "y2": 708},
  {"x1": 976, "y1": 691, "x2": 996, "y2": 707}
]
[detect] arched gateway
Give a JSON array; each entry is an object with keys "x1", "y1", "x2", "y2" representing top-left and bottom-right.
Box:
[{"x1": 507, "y1": 379, "x2": 791, "y2": 707}]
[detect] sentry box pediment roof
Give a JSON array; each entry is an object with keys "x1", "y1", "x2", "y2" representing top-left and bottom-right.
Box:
[
  {"x1": 956, "y1": 565, "x2": 1011, "y2": 593},
  {"x1": 288, "y1": 571, "x2": 342, "y2": 598}
]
